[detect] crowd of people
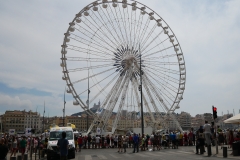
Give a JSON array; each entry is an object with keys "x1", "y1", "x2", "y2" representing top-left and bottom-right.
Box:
[
  {"x1": 72, "y1": 131, "x2": 198, "y2": 153},
  {"x1": 0, "y1": 124, "x2": 239, "y2": 160},
  {"x1": 195, "y1": 121, "x2": 240, "y2": 155},
  {"x1": 0, "y1": 134, "x2": 47, "y2": 160}
]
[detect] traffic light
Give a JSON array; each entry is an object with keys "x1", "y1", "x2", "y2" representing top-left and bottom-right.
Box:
[{"x1": 212, "y1": 106, "x2": 217, "y2": 120}]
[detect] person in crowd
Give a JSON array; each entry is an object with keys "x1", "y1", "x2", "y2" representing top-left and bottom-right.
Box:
[
  {"x1": 87, "y1": 134, "x2": 91, "y2": 149},
  {"x1": 125, "y1": 134, "x2": 129, "y2": 148},
  {"x1": 141, "y1": 134, "x2": 145, "y2": 151},
  {"x1": 118, "y1": 135, "x2": 123, "y2": 152},
  {"x1": 188, "y1": 130, "x2": 193, "y2": 146},
  {"x1": 129, "y1": 134, "x2": 133, "y2": 148},
  {"x1": 218, "y1": 132, "x2": 224, "y2": 149},
  {"x1": 92, "y1": 136, "x2": 96, "y2": 149},
  {"x1": 171, "y1": 132, "x2": 176, "y2": 149},
  {"x1": 84, "y1": 136, "x2": 87, "y2": 149},
  {"x1": 20, "y1": 136, "x2": 27, "y2": 160},
  {"x1": 234, "y1": 134, "x2": 240, "y2": 141},
  {"x1": 77, "y1": 135, "x2": 83, "y2": 152},
  {"x1": 101, "y1": 135, "x2": 105, "y2": 148},
  {"x1": 0, "y1": 138, "x2": 8, "y2": 160},
  {"x1": 145, "y1": 134, "x2": 150, "y2": 150},
  {"x1": 132, "y1": 133, "x2": 139, "y2": 153},
  {"x1": 122, "y1": 135, "x2": 127, "y2": 153},
  {"x1": 183, "y1": 132, "x2": 188, "y2": 146},
  {"x1": 203, "y1": 121, "x2": 211, "y2": 145},
  {"x1": 74, "y1": 135, "x2": 78, "y2": 152},
  {"x1": 114, "y1": 135, "x2": 118, "y2": 148},
  {"x1": 193, "y1": 131, "x2": 196, "y2": 146},
  {"x1": 10, "y1": 136, "x2": 17, "y2": 157},
  {"x1": 95, "y1": 135, "x2": 100, "y2": 149},
  {"x1": 57, "y1": 132, "x2": 69, "y2": 160},
  {"x1": 106, "y1": 135, "x2": 110, "y2": 148},
  {"x1": 195, "y1": 134, "x2": 204, "y2": 154},
  {"x1": 229, "y1": 130, "x2": 234, "y2": 155}
]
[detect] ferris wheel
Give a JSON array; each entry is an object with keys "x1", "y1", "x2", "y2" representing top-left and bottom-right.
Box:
[{"x1": 60, "y1": 0, "x2": 186, "y2": 133}]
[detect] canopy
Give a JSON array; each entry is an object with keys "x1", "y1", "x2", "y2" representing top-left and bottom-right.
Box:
[{"x1": 224, "y1": 114, "x2": 240, "y2": 124}]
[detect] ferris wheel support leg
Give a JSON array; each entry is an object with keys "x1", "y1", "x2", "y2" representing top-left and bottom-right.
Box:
[
  {"x1": 144, "y1": 74, "x2": 183, "y2": 132},
  {"x1": 132, "y1": 78, "x2": 156, "y2": 124},
  {"x1": 112, "y1": 75, "x2": 131, "y2": 133}
]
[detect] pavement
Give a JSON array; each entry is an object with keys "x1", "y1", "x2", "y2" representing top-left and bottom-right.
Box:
[{"x1": 6, "y1": 145, "x2": 240, "y2": 160}]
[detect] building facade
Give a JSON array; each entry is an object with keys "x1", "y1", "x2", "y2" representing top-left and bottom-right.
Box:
[{"x1": 2, "y1": 110, "x2": 41, "y2": 133}]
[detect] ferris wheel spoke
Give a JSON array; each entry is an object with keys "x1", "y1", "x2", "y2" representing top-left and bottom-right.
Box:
[
  {"x1": 89, "y1": 71, "x2": 120, "y2": 104},
  {"x1": 111, "y1": 6, "x2": 127, "y2": 44},
  {"x1": 102, "y1": 73, "x2": 129, "y2": 130},
  {"x1": 144, "y1": 63, "x2": 180, "y2": 75},
  {"x1": 68, "y1": 63, "x2": 114, "y2": 72},
  {"x1": 145, "y1": 73, "x2": 177, "y2": 108},
  {"x1": 143, "y1": 43, "x2": 172, "y2": 58},
  {"x1": 98, "y1": 5, "x2": 124, "y2": 45},
  {"x1": 144, "y1": 53, "x2": 177, "y2": 60},
  {"x1": 67, "y1": 45, "x2": 114, "y2": 58},
  {"x1": 144, "y1": 75, "x2": 173, "y2": 111},
  {"x1": 70, "y1": 32, "x2": 115, "y2": 54},
  {"x1": 78, "y1": 72, "x2": 118, "y2": 97},
  {"x1": 138, "y1": 17, "x2": 151, "y2": 48},
  {"x1": 67, "y1": 57, "x2": 113, "y2": 62},
  {"x1": 72, "y1": 67, "x2": 115, "y2": 84},
  {"x1": 75, "y1": 23, "x2": 117, "y2": 52},
  {"x1": 142, "y1": 77, "x2": 164, "y2": 120},
  {"x1": 144, "y1": 70, "x2": 178, "y2": 93},
  {"x1": 82, "y1": 11, "x2": 120, "y2": 48},
  {"x1": 133, "y1": 78, "x2": 156, "y2": 123},
  {"x1": 144, "y1": 70, "x2": 178, "y2": 100},
  {"x1": 141, "y1": 29, "x2": 164, "y2": 53},
  {"x1": 144, "y1": 61, "x2": 179, "y2": 66},
  {"x1": 112, "y1": 72, "x2": 131, "y2": 132},
  {"x1": 140, "y1": 23, "x2": 157, "y2": 49},
  {"x1": 118, "y1": 5, "x2": 130, "y2": 45},
  {"x1": 133, "y1": 12, "x2": 144, "y2": 50},
  {"x1": 147, "y1": 67, "x2": 179, "y2": 84},
  {"x1": 68, "y1": 37, "x2": 113, "y2": 57},
  {"x1": 90, "y1": 6, "x2": 123, "y2": 47}
]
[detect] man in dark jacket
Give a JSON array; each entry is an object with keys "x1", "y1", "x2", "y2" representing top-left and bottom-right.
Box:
[
  {"x1": 57, "y1": 132, "x2": 69, "y2": 160},
  {"x1": 196, "y1": 134, "x2": 204, "y2": 154},
  {"x1": 0, "y1": 138, "x2": 8, "y2": 160}
]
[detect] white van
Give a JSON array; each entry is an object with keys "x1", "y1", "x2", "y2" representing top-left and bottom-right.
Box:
[{"x1": 47, "y1": 127, "x2": 75, "y2": 160}]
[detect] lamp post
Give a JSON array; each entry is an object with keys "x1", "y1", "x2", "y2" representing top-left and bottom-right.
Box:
[
  {"x1": 63, "y1": 87, "x2": 66, "y2": 126},
  {"x1": 139, "y1": 44, "x2": 144, "y2": 136},
  {"x1": 87, "y1": 68, "x2": 90, "y2": 131}
]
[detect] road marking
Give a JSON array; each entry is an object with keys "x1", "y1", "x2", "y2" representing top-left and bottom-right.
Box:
[
  {"x1": 109, "y1": 154, "x2": 120, "y2": 158},
  {"x1": 145, "y1": 152, "x2": 163, "y2": 157},
  {"x1": 123, "y1": 153, "x2": 133, "y2": 157},
  {"x1": 98, "y1": 155, "x2": 107, "y2": 159},
  {"x1": 85, "y1": 155, "x2": 92, "y2": 160},
  {"x1": 135, "y1": 153, "x2": 149, "y2": 157}
]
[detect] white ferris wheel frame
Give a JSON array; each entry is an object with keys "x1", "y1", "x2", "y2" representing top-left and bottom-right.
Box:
[{"x1": 60, "y1": 0, "x2": 186, "y2": 133}]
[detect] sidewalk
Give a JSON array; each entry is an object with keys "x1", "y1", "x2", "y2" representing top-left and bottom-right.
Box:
[{"x1": 191, "y1": 145, "x2": 240, "y2": 159}]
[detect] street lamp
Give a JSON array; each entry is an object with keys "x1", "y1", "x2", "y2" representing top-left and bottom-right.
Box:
[
  {"x1": 63, "y1": 87, "x2": 66, "y2": 126},
  {"x1": 87, "y1": 68, "x2": 90, "y2": 131},
  {"x1": 139, "y1": 44, "x2": 144, "y2": 136}
]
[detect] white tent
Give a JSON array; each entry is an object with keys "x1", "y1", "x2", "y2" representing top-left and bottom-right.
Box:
[{"x1": 224, "y1": 114, "x2": 240, "y2": 124}]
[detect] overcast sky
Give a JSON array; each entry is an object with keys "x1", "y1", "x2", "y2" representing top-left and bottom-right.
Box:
[{"x1": 0, "y1": 0, "x2": 240, "y2": 117}]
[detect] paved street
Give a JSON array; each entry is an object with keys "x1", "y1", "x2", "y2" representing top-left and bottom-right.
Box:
[
  {"x1": 63, "y1": 146, "x2": 240, "y2": 160},
  {"x1": 6, "y1": 146, "x2": 240, "y2": 160}
]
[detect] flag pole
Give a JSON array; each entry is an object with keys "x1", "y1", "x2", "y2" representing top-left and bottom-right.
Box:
[{"x1": 63, "y1": 87, "x2": 66, "y2": 126}]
